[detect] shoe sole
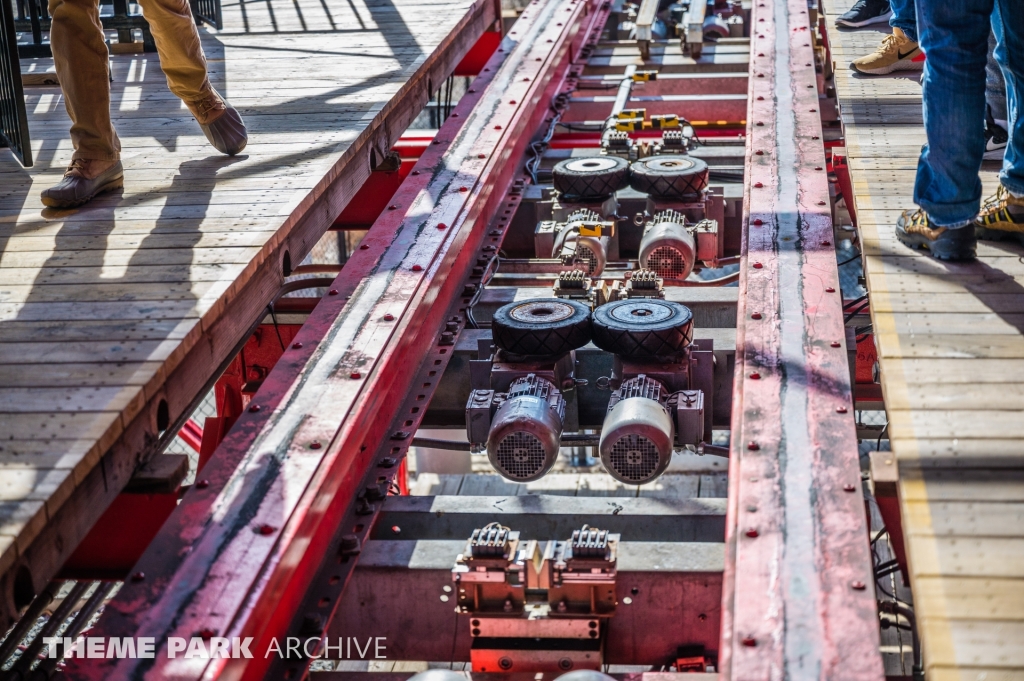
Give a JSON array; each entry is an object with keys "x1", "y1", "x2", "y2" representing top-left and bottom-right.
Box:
[
  {"x1": 835, "y1": 10, "x2": 892, "y2": 27},
  {"x1": 975, "y1": 225, "x2": 1024, "y2": 247},
  {"x1": 983, "y1": 146, "x2": 1007, "y2": 161},
  {"x1": 896, "y1": 229, "x2": 976, "y2": 261},
  {"x1": 852, "y1": 58, "x2": 924, "y2": 75},
  {"x1": 40, "y1": 175, "x2": 125, "y2": 209}
]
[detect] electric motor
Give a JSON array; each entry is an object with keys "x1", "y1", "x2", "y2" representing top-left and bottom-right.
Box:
[
  {"x1": 639, "y1": 209, "x2": 696, "y2": 281},
  {"x1": 487, "y1": 374, "x2": 566, "y2": 482},
  {"x1": 599, "y1": 376, "x2": 675, "y2": 484}
]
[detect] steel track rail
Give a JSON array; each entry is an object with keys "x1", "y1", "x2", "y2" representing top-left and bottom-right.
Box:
[{"x1": 718, "y1": 0, "x2": 884, "y2": 678}]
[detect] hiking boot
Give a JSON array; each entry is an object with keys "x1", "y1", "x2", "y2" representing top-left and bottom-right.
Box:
[
  {"x1": 896, "y1": 209, "x2": 976, "y2": 261},
  {"x1": 185, "y1": 88, "x2": 248, "y2": 156},
  {"x1": 851, "y1": 28, "x2": 925, "y2": 75},
  {"x1": 835, "y1": 0, "x2": 892, "y2": 28},
  {"x1": 974, "y1": 186, "x2": 1024, "y2": 246},
  {"x1": 40, "y1": 159, "x2": 124, "y2": 209}
]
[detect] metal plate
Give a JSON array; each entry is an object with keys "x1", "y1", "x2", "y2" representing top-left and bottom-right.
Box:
[{"x1": 562, "y1": 157, "x2": 621, "y2": 173}]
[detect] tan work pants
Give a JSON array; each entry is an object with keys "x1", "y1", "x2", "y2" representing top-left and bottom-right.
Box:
[{"x1": 48, "y1": 0, "x2": 214, "y2": 161}]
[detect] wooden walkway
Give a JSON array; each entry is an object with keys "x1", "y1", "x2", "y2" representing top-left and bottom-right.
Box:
[
  {"x1": 823, "y1": 3, "x2": 1024, "y2": 679},
  {"x1": 0, "y1": 0, "x2": 493, "y2": 622}
]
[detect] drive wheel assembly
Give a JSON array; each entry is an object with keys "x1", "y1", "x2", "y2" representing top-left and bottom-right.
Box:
[
  {"x1": 552, "y1": 156, "x2": 630, "y2": 200},
  {"x1": 591, "y1": 299, "x2": 693, "y2": 358},
  {"x1": 629, "y1": 155, "x2": 709, "y2": 200},
  {"x1": 491, "y1": 298, "x2": 592, "y2": 357}
]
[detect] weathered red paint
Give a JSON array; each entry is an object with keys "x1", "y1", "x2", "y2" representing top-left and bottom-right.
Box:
[
  {"x1": 454, "y1": 29, "x2": 502, "y2": 76},
  {"x1": 719, "y1": 0, "x2": 883, "y2": 678}
]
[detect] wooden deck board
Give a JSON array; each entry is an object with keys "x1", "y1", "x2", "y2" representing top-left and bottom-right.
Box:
[
  {"x1": 824, "y1": 3, "x2": 1024, "y2": 677},
  {"x1": 0, "y1": 0, "x2": 494, "y2": 622}
]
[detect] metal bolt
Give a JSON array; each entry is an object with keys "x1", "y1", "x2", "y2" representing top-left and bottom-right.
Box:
[
  {"x1": 752, "y1": 262, "x2": 763, "y2": 269},
  {"x1": 844, "y1": 483, "x2": 857, "y2": 493},
  {"x1": 817, "y1": 200, "x2": 827, "y2": 206},
  {"x1": 459, "y1": 187, "x2": 468, "y2": 193},
  {"x1": 196, "y1": 479, "x2": 209, "y2": 489},
  {"x1": 755, "y1": 150, "x2": 764, "y2": 155},
  {"x1": 753, "y1": 218, "x2": 763, "y2": 225},
  {"x1": 836, "y1": 406, "x2": 848, "y2": 414},
  {"x1": 748, "y1": 442, "x2": 760, "y2": 451},
  {"x1": 292, "y1": 342, "x2": 303, "y2": 349},
  {"x1": 815, "y1": 166, "x2": 823, "y2": 170},
  {"x1": 248, "y1": 404, "x2": 261, "y2": 413},
  {"x1": 257, "y1": 524, "x2": 276, "y2": 536},
  {"x1": 329, "y1": 289, "x2": 339, "y2": 296},
  {"x1": 756, "y1": 96, "x2": 764, "y2": 101},
  {"x1": 822, "y1": 239, "x2": 831, "y2": 246},
  {"x1": 388, "y1": 204, "x2": 398, "y2": 210},
  {"x1": 351, "y1": 372, "x2": 362, "y2": 379},
  {"x1": 745, "y1": 528, "x2": 759, "y2": 538},
  {"x1": 437, "y1": 222, "x2": 448, "y2": 230},
  {"x1": 384, "y1": 313, "x2": 395, "y2": 321},
  {"x1": 749, "y1": 372, "x2": 761, "y2": 380},
  {"x1": 742, "y1": 636, "x2": 757, "y2": 647},
  {"x1": 412, "y1": 264, "x2": 423, "y2": 272},
  {"x1": 495, "y1": 125, "x2": 503, "y2": 130},
  {"x1": 751, "y1": 312, "x2": 762, "y2": 320},
  {"x1": 851, "y1": 581, "x2": 866, "y2": 590},
  {"x1": 756, "y1": 121, "x2": 764, "y2": 126},
  {"x1": 131, "y1": 572, "x2": 145, "y2": 582},
  {"x1": 198, "y1": 628, "x2": 217, "y2": 640},
  {"x1": 359, "y1": 244, "x2": 369, "y2": 250},
  {"x1": 825, "y1": 287, "x2": 835, "y2": 293},
  {"x1": 754, "y1": 182, "x2": 763, "y2": 188},
  {"x1": 310, "y1": 441, "x2": 322, "y2": 450},
  {"x1": 830, "y1": 341, "x2": 841, "y2": 348}
]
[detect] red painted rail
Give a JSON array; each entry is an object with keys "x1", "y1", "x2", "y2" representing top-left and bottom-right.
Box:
[{"x1": 718, "y1": 0, "x2": 884, "y2": 678}]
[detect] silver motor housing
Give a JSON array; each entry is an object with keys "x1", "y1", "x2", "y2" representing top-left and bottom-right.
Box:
[
  {"x1": 599, "y1": 376, "x2": 675, "y2": 484},
  {"x1": 639, "y1": 213, "x2": 696, "y2": 281},
  {"x1": 487, "y1": 375, "x2": 566, "y2": 482}
]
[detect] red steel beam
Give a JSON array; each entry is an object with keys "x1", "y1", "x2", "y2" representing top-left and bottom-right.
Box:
[
  {"x1": 66, "y1": 0, "x2": 602, "y2": 679},
  {"x1": 719, "y1": 0, "x2": 883, "y2": 678}
]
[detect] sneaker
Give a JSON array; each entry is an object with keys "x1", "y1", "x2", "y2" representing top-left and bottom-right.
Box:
[
  {"x1": 984, "y1": 107, "x2": 1008, "y2": 161},
  {"x1": 40, "y1": 159, "x2": 124, "y2": 209},
  {"x1": 974, "y1": 186, "x2": 1024, "y2": 245},
  {"x1": 185, "y1": 88, "x2": 248, "y2": 156},
  {"x1": 851, "y1": 28, "x2": 925, "y2": 75},
  {"x1": 896, "y1": 209, "x2": 976, "y2": 261},
  {"x1": 835, "y1": 0, "x2": 892, "y2": 28}
]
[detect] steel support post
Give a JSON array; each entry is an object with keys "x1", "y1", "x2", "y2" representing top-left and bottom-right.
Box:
[
  {"x1": 718, "y1": 0, "x2": 884, "y2": 678},
  {"x1": 65, "y1": 0, "x2": 605, "y2": 679}
]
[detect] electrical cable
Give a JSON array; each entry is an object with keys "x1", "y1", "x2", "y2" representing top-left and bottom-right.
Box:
[{"x1": 465, "y1": 252, "x2": 502, "y2": 329}]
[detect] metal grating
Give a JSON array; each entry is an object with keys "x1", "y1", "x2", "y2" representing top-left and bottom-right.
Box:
[
  {"x1": 0, "y1": 0, "x2": 31, "y2": 166},
  {"x1": 647, "y1": 245, "x2": 686, "y2": 279},
  {"x1": 573, "y1": 243, "x2": 599, "y2": 275},
  {"x1": 495, "y1": 431, "x2": 546, "y2": 480},
  {"x1": 608, "y1": 434, "x2": 659, "y2": 482},
  {"x1": 190, "y1": 0, "x2": 222, "y2": 29}
]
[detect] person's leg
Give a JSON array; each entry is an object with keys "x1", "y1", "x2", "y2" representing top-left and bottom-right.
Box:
[
  {"x1": 912, "y1": 0, "x2": 991, "y2": 227},
  {"x1": 47, "y1": 0, "x2": 119, "y2": 162},
  {"x1": 41, "y1": 0, "x2": 124, "y2": 208},
  {"x1": 992, "y1": 0, "x2": 1024, "y2": 195},
  {"x1": 974, "y1": 0, "x2": 1024, "y2": 243},
  {"x1": 984, "y1": 25, "x2": 1009, "y2": 160},
  {"x1": 889, "y1": 0, "x2": 917, "y2": 43},
  {"x1": 137, "y1": 0, "x2": 247, "y2": 154}
]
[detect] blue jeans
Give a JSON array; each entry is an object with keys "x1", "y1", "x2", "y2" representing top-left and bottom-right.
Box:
[
  {"x1": 890, "y1": 0, "x2": 917, "y2": 43},
  {"x1": 914, "y1": 0, "x2": 1024, "y2": 227}
]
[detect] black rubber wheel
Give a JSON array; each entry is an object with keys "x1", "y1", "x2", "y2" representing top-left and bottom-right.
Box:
[
  {"x1": 492, "y1": 298, "x2": 592, "y2": 357},
  {"x1": 552, "y1": 156, "x2": 630, "y2": 201},
  {"x1": 591, "y1": 299, "x2": 693, "y2": 358},
  {"x1": 629, "y1": 155, "x2": 709, "y2": 200}
]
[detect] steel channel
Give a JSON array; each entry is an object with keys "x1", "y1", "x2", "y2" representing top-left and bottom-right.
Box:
[{"x1": 718, "y1": 0, "x2": 883, "y2": 678}]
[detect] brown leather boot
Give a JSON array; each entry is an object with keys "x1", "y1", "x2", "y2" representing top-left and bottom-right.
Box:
[
  {"x1": 185, "y1": 88, "x2": 248, "y2": 156},
  {"x1": 895, "y1": 208, "x2": 976, "y2": 261},
  {"x1": 40, "y1": 158, "x2": 124, "y2": 209}
]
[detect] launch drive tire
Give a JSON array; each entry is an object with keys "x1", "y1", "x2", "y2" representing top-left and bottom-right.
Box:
[
  {"x1": 591, "y1": 299, "x2": 693, "y2": 358},
  {"x1": 629, "y1": 155, "x2": 709, "y2": 200},
  {"x1": 552, "y1": 156, "x2": 630, "y2": 200},
  {"x1": 492, "y1": 298, "x2": 592, "y2": 357}
]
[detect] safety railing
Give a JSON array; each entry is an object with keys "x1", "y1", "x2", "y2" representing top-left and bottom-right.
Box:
[{"x1": 0, "y1": 0, "x2": 31, "y2": 165}]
